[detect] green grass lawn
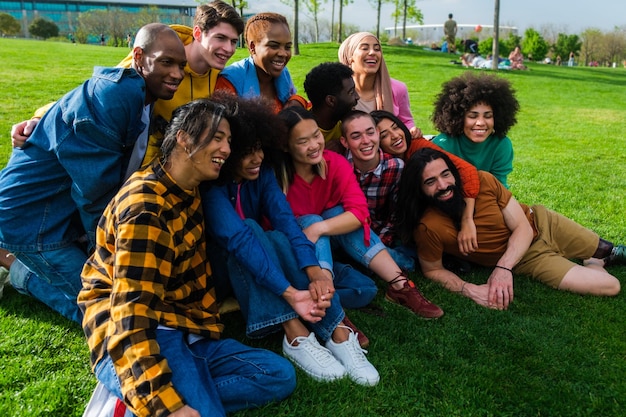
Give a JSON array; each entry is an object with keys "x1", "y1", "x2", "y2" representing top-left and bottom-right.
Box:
[{"x1": 0, "y1": 38, "x2": 625, "y2": 417}]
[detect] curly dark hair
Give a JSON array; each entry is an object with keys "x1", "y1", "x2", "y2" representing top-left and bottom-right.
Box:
[
  {"x1": 209, "y1": 91, "x2": 286, "y2": 185},
  {"x1": 431, "y1": 72, "x2": 520, "y2": 138},
  {"x1": 304, "y1": 62, "x2": 354, "y2": 108}
]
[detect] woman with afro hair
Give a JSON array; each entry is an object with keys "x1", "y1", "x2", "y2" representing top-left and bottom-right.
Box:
[{"x1": 431, "y1": 72, "x2": 520, "y2": 188}]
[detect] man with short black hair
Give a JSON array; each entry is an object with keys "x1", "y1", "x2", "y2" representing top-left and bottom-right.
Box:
[
  {"x1": 304, "y1": 62, "x2": 359, "y2": 152},
  {"x1": 0, "y1": 23, "x2": 186, "y2": 322}
]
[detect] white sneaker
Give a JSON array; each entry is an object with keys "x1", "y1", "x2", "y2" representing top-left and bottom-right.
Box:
[
  {"x1": 0, "y1": 267, "x2": 10, "y2": 300},
  {"x1": 282, "y1": 332, "x2": 346, "y2": 382},
  {"x1": 326, "y1": 326, "x2": 380, "y2": 386}
]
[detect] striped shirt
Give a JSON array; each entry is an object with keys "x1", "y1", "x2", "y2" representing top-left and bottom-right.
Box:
[{"x1": 78, "y1": 162, "x2": 223, "y2": 417}]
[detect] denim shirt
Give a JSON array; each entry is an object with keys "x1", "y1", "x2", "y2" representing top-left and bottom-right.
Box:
[
  {"x1": 0, "y1": 66, "x2": 147, "y2": 252},
  {"x1": 201, "y1": 166, "x2": 319, "y2": 296}
]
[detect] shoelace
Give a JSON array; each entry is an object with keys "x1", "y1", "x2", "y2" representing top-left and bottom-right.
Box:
[
  {"x1": 291, "y1": 335, "x2": 336, "y2": 364},
  {"x1": 388, "y1": 270, "x2": 409, "y2": 286},
  {"x1": 337, "y1": 325, "x2": 369, "y2": 358},
  {"x1": 344, "y1": 333, "x2": 369, "y2": 364}
]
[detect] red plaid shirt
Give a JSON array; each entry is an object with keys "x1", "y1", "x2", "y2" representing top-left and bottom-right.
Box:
[{"x1": 348, "y1": 150, "x2": 403, "y2": 246}]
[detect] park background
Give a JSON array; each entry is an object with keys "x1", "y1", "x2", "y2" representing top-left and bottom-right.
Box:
[
  {"x1": 0, "y1": 34, "x2": 625, "y2": 415},
  {"x1": 1, "y1": 0, "x2": 626, "y2": 66}
]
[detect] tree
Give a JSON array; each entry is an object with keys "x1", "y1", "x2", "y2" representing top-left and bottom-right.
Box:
[
  {"x1": 231, "y1": 0, "x2": 247, "y2": 46},
  {"x1": 28, "y1": 17, "x2": 59, "y2": 40},
  {"x1": 502, "y1": 32, "x2": 522, "y2": 56},
  {"x1": 601, "y1": 29, "x2": 626, "y2": 66},
  {"x1": 0, "y1": 12, "x2": 21, "y2": 37},
  {"x1": 580, "y1": 28, "x2": 603, "y2": 65},
  {"x1": 368, "y1": 0, "x2": 389, "y2": 39},
  {"x1": 337, "y1": 0, "x2": 352, "y2": 43},
  {"x1": 398, "y1": 0, "x2": 423, "y2": 41},
  {"x1": 478, "y1": 37, "x2": 506, "y2": 57},
  {"x1": 537, "y1": 23, "x2": 569, "y2": 46},
  {"x1": 302, "y1": 0, "x2": 324, "y2": 43},
  {"x1": 330, "y1": 0, "x2": 335, "y2": 42},
  {"x1": 389, "y1": 0, "x2": 422, "y2": 41},
  {"x1": 78, "y1": 10, "x2": 113, "y2": 44},
  {"x1": 552, "y1": 33, "x2": 582, "y2": 61},
  {"x1": 281, "y1": 0, "x2": 301, "y2": 55},
  {"x1": 522, "y1": 28, "x2": 549, "y2": 61}
]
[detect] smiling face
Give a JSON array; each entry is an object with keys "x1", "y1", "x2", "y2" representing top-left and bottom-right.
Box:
[
  {"x1": 376, "y1": 117, "x2": 407, "y2": 157},
  {"x1": 463, "y1": 102, "x2": 495, "y2": 143},
  {"x1": 137, "y1": 31, "x2": 187, "y2": 104},
  {"x1": 349, "y1": 35, "x2": 382, "y2": 75},
  {"x1": 420, "y1": 157, "x2": 457, "y2": 202},
  {"x1": 287, "y1": 118, "x2": 325, "y2": 170},
  {"x1": 341, "y1": 115, "x2": 380, "y2": 169},
  {"x1": 234, "y1": 148, "x2": 264, "y2": 182},
  {"x1": 194, "y1": 22, "x2": 240, "y2": 70},
  {"x1": 332, "y1": 77, "x2": 360, "y2": 118},
  {"x1": 250, "y1": 22, "x2": 292, "y2": 78},
  {"x1": 187, "y1": 118, "x2": 232, "y2": 183}
]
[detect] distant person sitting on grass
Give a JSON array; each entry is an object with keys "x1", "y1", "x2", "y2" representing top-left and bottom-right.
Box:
[
  {"x1": 395, "y1": 148, "x2": 625, "y2": 310},
  {"x1": 78, "y1": 99, "x2": 297, "y2": 417},
  {"x1": 508, "y1": 46, "x2": 527, "y2": 70},
  {"x1": 463, "y1": 38, "x2": 478, "y2": 54},
  {"x1": 431, "y1": 72, "x2": 519, "y2": 188}
]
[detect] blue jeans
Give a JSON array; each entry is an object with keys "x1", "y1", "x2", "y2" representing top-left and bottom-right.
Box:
[
  {"x1": 297, "y1": 206, "x2": 387, "y2": 305},
  {"x1": 332, "y1": 262, "x2": 378, "y2": 309},
  {"x1": 95, "y1": 329, "x2": 295, "y2": 416},
  {"x1": 228, "y1": 219, "x2": 344, "y2": 341},
  {"x1": 386, "y1": 244, "x2": 416, "y2": 271},
  {"x1": 10, "y1": 244, "x2": 86, "y2": 323}
]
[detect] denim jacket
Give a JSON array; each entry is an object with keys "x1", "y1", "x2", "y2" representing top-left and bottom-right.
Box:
[
  {"x1": 201, "y1": 166, "x2": 319, "y2": 296},
  {"x1": 0, "y1": 66, "x2": 147, "y2": 252}
]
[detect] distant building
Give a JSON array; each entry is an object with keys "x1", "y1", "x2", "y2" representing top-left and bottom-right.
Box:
[
  {"x1": 384, "y1": 24, "x2": 518, "y2": 45},
  {"x1": 0, "y1": 0, "x2": 196, "y2": 38}
]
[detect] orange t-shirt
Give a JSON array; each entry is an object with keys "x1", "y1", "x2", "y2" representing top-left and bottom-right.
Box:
[{"x1": 415, "y1": 171, "x2": 533, "y2": 266}]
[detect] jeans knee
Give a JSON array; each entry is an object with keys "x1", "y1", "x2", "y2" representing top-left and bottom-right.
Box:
[
  {"x1": 272, "y1": 359, "x2": 297, "y2": 400},
  {"x1": 7, "y1": 258, "x2": 32, "y2": 294},
  {"x1": 297, "y1": 214, "x2": 324, "y2": 229}
]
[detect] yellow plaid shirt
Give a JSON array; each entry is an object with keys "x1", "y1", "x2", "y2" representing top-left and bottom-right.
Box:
[{"x1": 78, "y1": 162, "x2": 223, "y2": 417}]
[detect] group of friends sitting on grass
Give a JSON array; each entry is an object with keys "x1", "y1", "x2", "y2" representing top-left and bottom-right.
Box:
[{"x1": 0, "y1": 2, "x2": 624, "y2": 416}]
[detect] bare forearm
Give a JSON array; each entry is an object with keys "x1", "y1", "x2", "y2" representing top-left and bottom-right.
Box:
[{"x1": 495, "y1": 224, "x2": 533, "y2": 270}]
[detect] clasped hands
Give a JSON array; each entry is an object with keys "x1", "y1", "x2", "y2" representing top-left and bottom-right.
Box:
[{"x1": 464, "y1": 268, "x2": 514, "y2": 310}]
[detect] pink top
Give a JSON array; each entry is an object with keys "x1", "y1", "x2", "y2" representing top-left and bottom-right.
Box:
[
  {"x1": 286, "y1": 150, "x2": 371, "y2": 243},
  {"x1": 391, "y1": 78, "x2": 415, "y2": 131}
]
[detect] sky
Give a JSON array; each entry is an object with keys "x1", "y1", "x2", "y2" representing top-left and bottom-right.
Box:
[{"x1": 249, "y1": 0, "x2": 626, "y2": 35}]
